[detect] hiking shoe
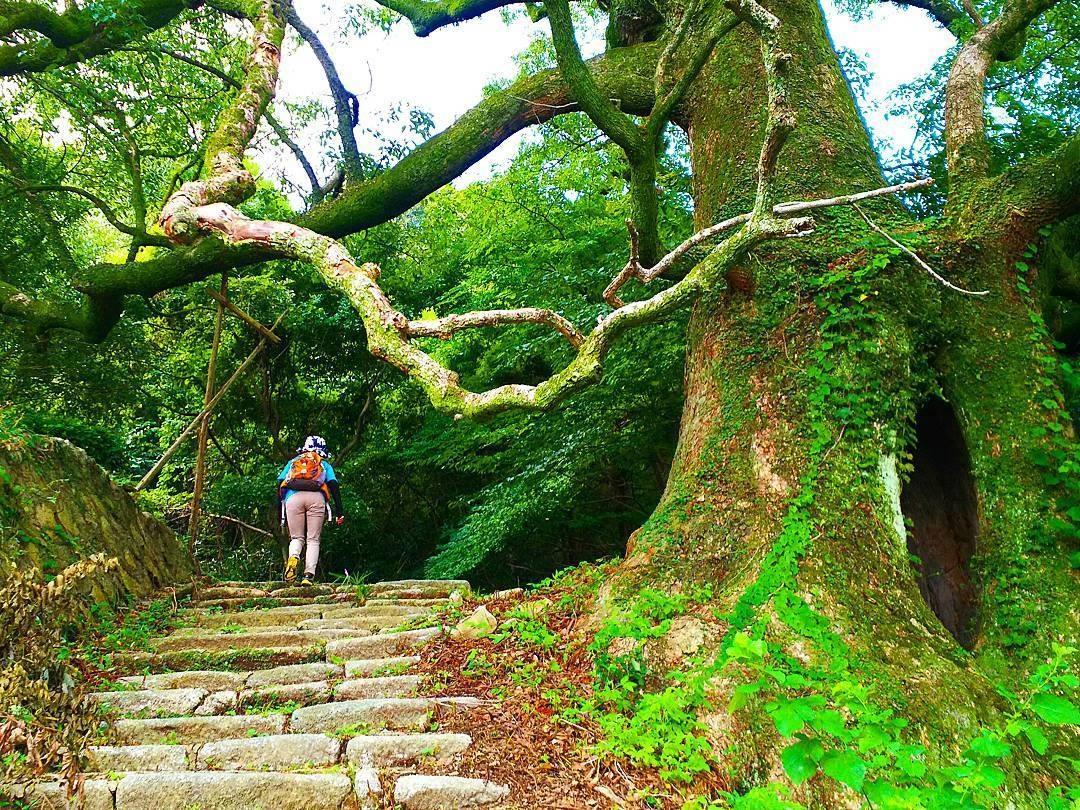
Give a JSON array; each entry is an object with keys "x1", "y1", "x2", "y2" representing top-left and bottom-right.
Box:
[
  {"x1": 300, "y1": 575, "x2": 314, "y2": 586},
  {"x1": 284, "y1": 556, "x2": 300, "y2": 584}
]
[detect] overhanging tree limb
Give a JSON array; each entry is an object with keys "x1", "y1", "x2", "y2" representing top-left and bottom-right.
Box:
[
  {"x1": 372, "y1": 0, "x2": 529, "y2": 36},
  {"x1": 148, "y1": 0, "x2": 919, "y2": 422},
  {"x1": 5, "y1": 43, "x2": 659, "y2": 339},
  {"x1": 0, "y1": 0, "x2": 197, "y2": 77}
]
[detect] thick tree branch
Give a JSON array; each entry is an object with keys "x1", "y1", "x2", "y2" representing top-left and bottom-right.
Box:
[
  {"x1": 879, "y1": 0, "x2": 964, "y2": 29},
  {"x1": 604, "y1": 179, "x2": 934, "y2": 306},
  {"x1": 159, "y1": 1, "x2": 285, "y2": 242},
  {"x1": 373, "y1": 0, "x2": 524, "y2": 37},
  {"x1": 944, "y1": 0, "x2": 1058, "y2": 188},
  {"x1": 0, "y1": 0, "x2": 196, "y2": 77},
  {"x1": 10, "y1": 43, "x2": 659, "y2": 340},
  {"x1": 284, "y1": 3, "x2": 364, "y2": 181}
]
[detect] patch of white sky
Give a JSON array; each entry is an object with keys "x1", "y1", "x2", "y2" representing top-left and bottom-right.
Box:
[{"x1": 264, "y1": 0, "x2": 955, "y2": 199}]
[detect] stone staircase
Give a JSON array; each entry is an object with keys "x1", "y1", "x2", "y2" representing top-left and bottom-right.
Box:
[{"x1": 21, "y1": 579, "x2": 512, "y2": 810}]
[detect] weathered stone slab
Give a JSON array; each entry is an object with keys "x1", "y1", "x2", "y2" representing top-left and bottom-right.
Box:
[
  {"x1": 114, "y1": 771, "x2": 353, "y2": 810},
  {"x1": 322, "y1": 604, "x2": 428, "y2": 618},
  {"x1": 114, "y1": 713, "x2": 286, "y2": 745},
  {"x1": 289, "y1": 698, "x2": 434, "y2": 734},
  {"x1": 393, "y1": 775, "x2": 509, "y2": 808},
  {"x1": 369, "y1": 580, "x2": 470, "y2": 596},
  {"x1": 325, "y1": 627, "x2": 442, "y2": 660},
  {"x1": 115, "y1": 646, "x2": 323, "y2": 674},
  {"x1": 194, "y1": 690, "x2": 238, "y2": 716},
  {"x1": 91, "y1": 687, "x2": 207, "y2": 717},
  {"x1": 269, "y1": 585, "x2": 336, "y2": 598},
  {"x1": 334, "y1": 674, "x2": 420, "y2": 700},
  {"x1": 354, "y1": 767, "x2": 382, "y2": 810},
  {"x1": 363, "y1": 597, "x2": 448, "y2": 607},
  {"x1": 196, "y1": 734, "x2": 341, "y2": 771},
  {"x1": 195, "y1": 586, "x2": 271, "y2": 600},
  {"x1": 345, "y1": 733, "x2": 471, "y2": 766},
  {"x1": 241, "y1": 680, "x2": 331, "y2": 708},
  {"x1": 192, "y1": 606, "x2": 323, "y2": 628},
  {"x1": 245, "y1": 661, "x2": 342, "y2": 687},
  {"x1": 344, "y1": 656, "x2": 420, "y2": 678},
  {"x1": 86, "y1": 743, "x2": 189, "y2": 772},
  {"x1": 153, "y1": 628, "x2": 363, "y2": 653},
  {"x1": 298, "y1": 616, "x2": 410, "y2": 631},
  {"x1": 137, "y1": 670, "x2": 248, "y2": 691},
  {"x1": 19, "y1": 779, "x2": 114, "y2": 810}
]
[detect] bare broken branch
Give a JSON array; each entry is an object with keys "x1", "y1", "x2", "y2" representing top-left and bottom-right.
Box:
[
  {"x1": 604, "y1": 178, "x2": 935, "y2": 307},
  {"x1": 408, "y1": 308, "x2": 584, "y2": 348},
  {"x1": 854, "y1": 204, "x2": 990, "y2": 296}
]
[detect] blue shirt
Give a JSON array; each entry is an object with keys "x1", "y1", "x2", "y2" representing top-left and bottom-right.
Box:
[{"x1": 278, "y1": 457, "x2": 336, "y2": 502}]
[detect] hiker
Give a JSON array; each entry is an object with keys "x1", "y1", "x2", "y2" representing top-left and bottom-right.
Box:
[{"x1": 278, "y1": 435, "x2": 344, "y2": 585}]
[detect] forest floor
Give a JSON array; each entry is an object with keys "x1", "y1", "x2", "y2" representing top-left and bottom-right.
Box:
[{"x1": 410, "y1": 581, "x2": 722, "y2": 807}]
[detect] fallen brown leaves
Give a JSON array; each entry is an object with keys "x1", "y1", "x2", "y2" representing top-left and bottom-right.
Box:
[{"x1": 413, "y1": 589, "x2": 677, "y2": 808}]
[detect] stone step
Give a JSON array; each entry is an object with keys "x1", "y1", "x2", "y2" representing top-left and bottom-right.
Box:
[
  {"x1": 326, "y1": 627, "x2": 443, "y2": 660},
  {"x1": 364, "y1": 597, "x2": 450, "y2": 607},
  {"x1": 345, "y1": 656, "x2": 421, "y2": 677},
  {"x1": 87, "y1": 744, "x2": 189, "y2": 772},
  {"x1": 246, "y1": 661, "x2": 344, "y2": 687},
  {"x1": 289, "y1": 697, "x2": 434, "y2": 734},
  {"x1": 13, "y1": 779, "x2": 115, "y2": 810},
  {"x1": 114, "y1": 713, "x2": 287, "y2": 745},
  {"x1": 194, "y1": 595, "x2": 351, "y2": 610},
  {"x1": 115, "y1": 663, "x2": 342, "y2": 694},
  {"x1": 323, "y1": 603, "x2": 432, "y2": 618},
  {"x1": 345, "y1": 732, "x2": 471, "y2": 766},
  {"x1": 153, "y1": 627, "x2": 368, "y2": 653},
  {"x1": 393, "y1": 774, "x2": 509, "y2": 808},
  {"x1": 114, "y1": 771, "x2": 354, "y2": 810},
  {"x1": 185, "y1": 605, "x2": 324, "y2": 627},
  {"x1": 116, "y1": 645, "x2": 324, "y2": 674},
  {"x1": 369, "y1": 579, "x2": 470, "y2": 597},
  {"x1": 289, "y1": 696, "x2": 483, "y2": 735},
  {"x1": 91, "y1": 687, "x2": 209, "y2": 717},
  {"x1": 180, "y1": 603, "x2": 430, "y2": 629},
  {"x1": 334, "y1": 674, "x2": 420, "y2": 700},
  {"x1": 298, "y1": 616, "x2": 419, "y2": 631},
  {"x1": 196, "y1": 733, "x2": 342, "y2": 771},
  {"x1": 242, "y1": 679, "x2": 332, "y2": 708},
  {"x1": 118, "y1": 670, "x2": 248, "y2": 691}
]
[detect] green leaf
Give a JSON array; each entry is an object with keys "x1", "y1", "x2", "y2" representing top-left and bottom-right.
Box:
[
  {"x1": 1031, "y1": 694, "x2": 1080, "y2": 726},
  {"x1": 781, "y1": 738, "x2": 823, "y2": 785},
  {"x1": 820, "y1": 750, "x2": 867, "y2": 791},
  {"x1": 1023, "y1": 725, "x2": 1049, "y2": 754}
]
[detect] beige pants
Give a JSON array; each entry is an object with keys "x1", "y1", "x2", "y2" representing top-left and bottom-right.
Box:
[{"x1": 285, "y1": 490, "x2": 326, "y2": 577}]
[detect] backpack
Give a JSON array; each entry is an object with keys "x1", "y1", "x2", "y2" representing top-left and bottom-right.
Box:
[{"x1": 285, "y1": 451, "x2": 326, "y2": 486}]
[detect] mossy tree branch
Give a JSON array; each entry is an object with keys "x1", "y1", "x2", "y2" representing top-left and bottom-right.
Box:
[
  {"x1": 159, "y1": 0, "x2": 285, "y2": 242},
  {"x1": 878, "y1": 0, "x2": 964, "y2": 28},
  {"x1": 371, "y1": 0, "x2": 530, "y2": 36},
  {"x1": 5, "y1": 43, "x2": 659, "y2": 340},
  {"x1": 944, "y1": 0, "x2": 1060, "y2": 192},
  {"x1": 152, "y1": 9, "x2": 927, "y2": 422},
  {"x1": 0, "y1": 0, "x2": 197, "y2": 77}
]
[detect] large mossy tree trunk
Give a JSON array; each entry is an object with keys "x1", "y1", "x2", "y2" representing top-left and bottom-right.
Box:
[{"x1": 598, "y1": 0, "x2": 1078, "y2": 802}]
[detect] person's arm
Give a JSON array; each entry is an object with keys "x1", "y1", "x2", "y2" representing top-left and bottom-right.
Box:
[
  {"x1": 324, "y1": 462, "x2": 344, "y2": 521},
  {"x1": 327, "y1": 479, "x2": 344, "y2": 519}
]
